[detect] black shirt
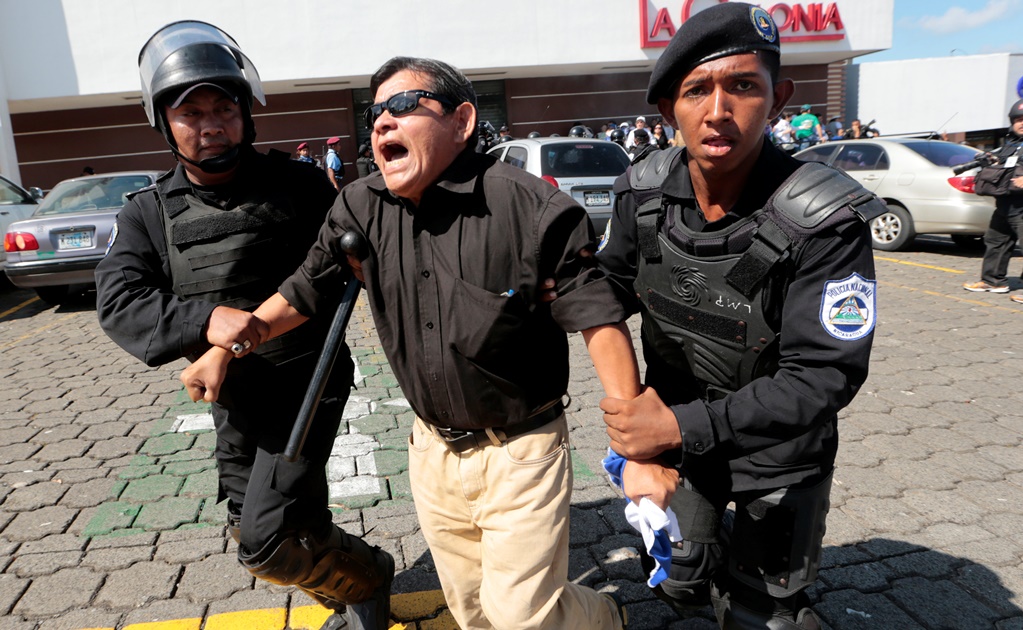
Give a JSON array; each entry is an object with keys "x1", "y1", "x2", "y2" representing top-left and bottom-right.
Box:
[
  {"x1": 598, "y1": 140, "x2": 876, "y2": 490},
  {"x1": 280, "y1": 148, "x2": 630, "y2": 430},
  {"x1": 96, "y1": 150, "x2": 337, "y2": 367}
]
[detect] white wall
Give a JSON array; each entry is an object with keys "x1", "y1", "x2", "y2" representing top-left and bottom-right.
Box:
[
  {"x1": 1, "y1": 0, "x2": 892, "y2": 109},
  {"x1": 856, "y1": 54, "x2": 1023, "y2": 136}
]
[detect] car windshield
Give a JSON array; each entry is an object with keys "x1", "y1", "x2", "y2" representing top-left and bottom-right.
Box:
[
  {"x1": 540, "y1": 143, "x2": 630, "y2": 178},
  {"x1": 0, "y1": 176, "x2": 34, "y2": 205},
  {"x1": 901, "y1": 141, "x2": 980, "y2": 167},
  {"x1": 35, "y1": 176, "x2": 151, "y2": 216}
]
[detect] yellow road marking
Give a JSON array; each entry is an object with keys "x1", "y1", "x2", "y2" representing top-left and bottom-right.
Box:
[
  {"x1": 0, "y1": 295, "x2": 40, "y2": 320},
  {"x1": 874, "y1": 256, "x2": 966, "y2": 274},
  {"x1": 0, "y1": 311, "x2": 78, "y2": 351},
  {"x1": 122, "y1": 620, "x2": 200, "y2": 630},
  {"x1": 204, "y1": 608, "x2": 287, "y2": 630},
  {"x1": 878, "y1": 280, "x2": 1023, "y2": 313}
]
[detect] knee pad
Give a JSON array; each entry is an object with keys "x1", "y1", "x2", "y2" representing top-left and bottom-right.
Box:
[
  {"x1": 649, "y1": 481, "x2": 730, "y2": 615},
  {"x1": 238, "y1": 524, "x2": 394, "y2": 608},
  {"x1": 728, "y1": 472, "x2": 832, "y2": 599}
]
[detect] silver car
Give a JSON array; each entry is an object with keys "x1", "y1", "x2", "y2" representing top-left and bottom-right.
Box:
[
  {"x1": 487, "y1": 138, "x2": 631, "y2": 234},
  {"x1": 0, "y1": 174, "x2": 42, "y2": 276},
  {"x1": 795, "y1": 138, "x2": 995, "y2": 251},
  {"x1": 4, "y1": 172, "x2": 161, "y2": 304}
]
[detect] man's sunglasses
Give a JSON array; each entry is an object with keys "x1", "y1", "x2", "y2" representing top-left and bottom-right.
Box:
[{"x1": 364, "y1": 90, "x2": 455, "y2": 129}]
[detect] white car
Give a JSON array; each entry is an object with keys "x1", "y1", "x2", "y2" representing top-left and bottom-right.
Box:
[
  {"x1": 487, "y1": 138, "x2": 631, "y2": 234},
  {"x1": 0, "y1": 174, "x2": 42, "y2": 276},
  {"x1": 795, "y1": 138, "x2": 995, "y2": 251}
]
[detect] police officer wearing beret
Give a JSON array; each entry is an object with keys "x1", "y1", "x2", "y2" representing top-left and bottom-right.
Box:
[
  {"x1": 596, "y1": 4, "x2": 884, "y2": 628},
  {"x1": 95, "y1": 21, "x2": 392, "y2": 630}
]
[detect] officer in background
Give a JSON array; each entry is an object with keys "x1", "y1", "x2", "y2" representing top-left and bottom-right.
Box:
[
  {"x1": 324, "y1": 136, "x2": 345, "y2": 191},
  {"x1": 295, "y1": 141, "x2": 316, "y2": 164},
  {"x1": 596, "y1": 4, "x2": 883, "y2": 628},
  {"x1": 355, "y1": 142, "x2": 378, "y2": 178},
  {"x1": 94, "y1": 21, "x2": 392, "y2": 630}
]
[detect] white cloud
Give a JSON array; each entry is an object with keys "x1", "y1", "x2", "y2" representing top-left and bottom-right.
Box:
[{"x1": 914, "y1": 0, "x2": 1020, "y2": 35}]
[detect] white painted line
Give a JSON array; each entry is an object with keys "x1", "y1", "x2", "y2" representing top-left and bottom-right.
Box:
[{"x1": 174, "y1": 413, "x2": 215, "y2": 432}]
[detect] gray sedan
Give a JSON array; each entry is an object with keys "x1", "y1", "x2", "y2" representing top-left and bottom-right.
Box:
[
  {"x1": 4, "y1": 172, "x2": 161, "y2": 304},
  {"x1": 0, "y1": 174, "x2": 42, "y2": 276},
  {"x1": 795, "y1": 138, "x2": 995, "y2": 251}
]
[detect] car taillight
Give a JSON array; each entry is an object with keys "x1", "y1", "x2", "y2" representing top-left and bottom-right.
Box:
[
  {"x1": 4, "y1": 232, "x2": 39, "y2": 252},
  {"x1": 948, "y1": 175, "x2": 976, "y2": 194},
  {"x1": 540, "y1": 175, "x2": 559, "y2": 187}
]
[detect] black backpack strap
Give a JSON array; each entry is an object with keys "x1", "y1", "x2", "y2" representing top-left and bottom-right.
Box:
[{"x1": 628, "y1": 146, "x2": 683, "y2": 260}]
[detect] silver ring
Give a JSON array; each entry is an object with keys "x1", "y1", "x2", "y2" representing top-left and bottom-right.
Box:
[{"x1": 231, "y1": 342, "x2": 245, "y2": 354}]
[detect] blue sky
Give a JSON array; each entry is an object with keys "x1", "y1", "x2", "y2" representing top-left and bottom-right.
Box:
[{"x1": 861, "y1": 0, "x2": 1023, "y2": 62}]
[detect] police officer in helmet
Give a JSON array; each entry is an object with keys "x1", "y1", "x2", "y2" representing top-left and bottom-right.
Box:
[
  {"x1": 569, "y1": 124, "x2": 589, "y2": 138},
  {"x1": 95, "y1": 21, "x2": 393, "y2": 630},
  {"x1": 596, "y1": 4, "x2": 883, "y2": 628},
  {"x1": 609, "y1": 128, "x2": 626, "y2": 148}
]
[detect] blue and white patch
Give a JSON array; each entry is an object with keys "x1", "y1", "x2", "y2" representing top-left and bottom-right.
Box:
[
  {"x1": 819, "y1": 273, "x2": 876, "y2": 341},
  {"x1": 596, "y1": 218, "x2": 612, "y2": 253},
  {"x1": 750, "y1": 6, "x2": 778, "y2": 44},
  {"x1": 104, "y1": 220, "x2": 118, "y2": 256}
]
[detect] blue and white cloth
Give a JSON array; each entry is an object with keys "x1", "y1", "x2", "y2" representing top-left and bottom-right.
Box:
[{"x1": 602, "y1": 448, "x2": 682, "y2": 587}]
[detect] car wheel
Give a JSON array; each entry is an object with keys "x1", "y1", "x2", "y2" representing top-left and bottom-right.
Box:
[
  {"x1": 950, "y1": 234, "x2": 985, "y2": 250},
  {"x1": 869, "y1": 203, "x2": 914, "y2": 251},
  {"x1": 35, "y1": 285, "x2": 69, "y2": 305}
]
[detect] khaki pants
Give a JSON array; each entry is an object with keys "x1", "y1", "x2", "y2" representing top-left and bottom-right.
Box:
[{"x1": 408, "y1": 415, "x2": 623, "y2": 630}]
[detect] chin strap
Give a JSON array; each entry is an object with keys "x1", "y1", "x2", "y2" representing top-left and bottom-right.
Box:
[{"x1": 171, "y1": 143, "x2": 243, "y2": 173}]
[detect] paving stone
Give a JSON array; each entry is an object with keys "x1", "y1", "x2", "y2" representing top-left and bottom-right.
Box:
[
  {"x1": 887, "y1": 577, "x2": 1001, "y2": 630},
  {"x1": 819, "y1": 561, "x2": 892, "y2": 592},
  {"x1": 86, "y1": 529, "x2": 158, "y2": 549},
  {"x1": 81, "y1": 545, "x2": 154, "y2": 571},
  {"x1": 1, "y1": 481, "x2": 68, "y2": 511},
  {"x1": 28, "y1": 425, "x2": 80, "y2": 443},
  {"x1": 87, "y1": 435, "x2": 145, "y2": 460},
  {"x1": 372, "y1": 449, "x2": 409, "y2": 476},
  {"x1": 79, "y1": 501, "x2": 141, "y2": 538},
  {"x1": 50, "y1": 467, "x2": 106, "y2": 484},
  {"x1": 176, "y1": 553, "x2": 252, "y2": 603},
  {"x1": 154, "y1": 537, "x2": 225, "y2": 564},
  {"x1": 56, "y1": 477, "x2": 117, "y2": 509},
  {"x1": 94, "y1": 560, "x2": 181, "y2": 609},
  {"x1": 882, "y1": 549, "x2": 967, "y2": 580},
  {"x1": 32, "y1": 439, "x2": 91, "y2": 462},
  {"x1": 178, "y1": 468, "x2": 218, "y2": 498},
  {"x1": 817, "y1": 589, "x2": 925, "y2": 629},
  {"x1": 78, "y1": 421, "x2": 132, "y2": 440},
  {"x1": 2, "y1": 506, "x2": 77, "y2": 542},
  {"x1": 121, "y1": 474, "x2": 184, "y2": 501},
  {"x1": 33, "y1": 608, "x2": 122, "y2": 630},
  {"x1": 6, "y1": 550, "x2": 82, "y2": 577},
  {"x1": 0, "y1": 573, "x2": 29, "y2": 616},
  {"x1": 959, "y1": 479, "x2": 1023, "y2": 515},
  {"x1": 832, "y1": 465, "x2": 906, "y2": 498},
  {"x1": 12, "y1": 567, "x2": 103, "y2": 617},
  {"x1": 140, "y1": 433, "x2": 196, "y2": 457},
  {"x1": 569, "y1": 506, "x2": 613, "y2": 545},
  {"x1": 163, "y1": 459, "x2": 216, "y2": 476},
  {"x1": 133, "y1": 496, "x2": 203, "y2": 531},
  {"x1": 839, "y1": 498, "x2": 927, "y2": 534},
  {"x1": 901, "y1": 488, "x2": 987, "y2": 526}
]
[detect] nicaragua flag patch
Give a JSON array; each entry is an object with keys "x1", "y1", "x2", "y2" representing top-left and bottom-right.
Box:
[
  {"x1": 819, "y1": 273, "x2": 876, "y2": 341},
  {"x1": 596, "y1": 218, "x2": 612, "y2": 253}
]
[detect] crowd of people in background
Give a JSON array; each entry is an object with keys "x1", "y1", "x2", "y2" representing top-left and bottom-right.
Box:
[{"x1": 769, "y1": 105, "x2": 880, "y2": 154}]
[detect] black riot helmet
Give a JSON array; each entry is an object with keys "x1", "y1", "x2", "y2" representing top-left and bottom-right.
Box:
[
  {"x1": 568, "y1": 125, "x2": 588, "y2": 138},
  {"x1": 610, "y1": 128, "x2": 626, "y2": 145},
  {"x1": 497, "y1": 134, "x2": 514, "y2": 143},
  {"x1": 527, "y1": 131, "x2": 541, "y2": 138},
  {"x1": 139, "y1": 21, "x2": 266, "y2": 173}
]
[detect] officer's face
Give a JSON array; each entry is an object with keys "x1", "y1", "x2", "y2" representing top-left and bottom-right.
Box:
[
  {"x1": 370, "y1": 70, "x2": 476, "y2": 205},
  {"x1": 658, "y1": 53, "x2": 791, "y2": 180},
  {"x1": 1012, "y1": 117, "x2": 1023, "y2": 138},
  {"x1": 164, "y1": 86, "x2": 244, "y2": 166}
]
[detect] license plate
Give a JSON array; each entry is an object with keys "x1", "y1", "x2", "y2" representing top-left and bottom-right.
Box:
[
  {"x1": 57, "y1": 230, "x2": 93, "y2": 250},
  {"x1": 584, "y1": 191, "x2": 610, "y2": 207}
]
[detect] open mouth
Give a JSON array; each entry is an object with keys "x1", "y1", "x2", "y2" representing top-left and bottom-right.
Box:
[
  {"x1": 703, "y1": 135, "x2": 734, "y2": 156},
  {"x1": 379, "y1": 141, "x2": 409, "y2": 163}
]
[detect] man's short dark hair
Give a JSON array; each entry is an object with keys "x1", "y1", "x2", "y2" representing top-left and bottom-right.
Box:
[{"x1": 370, "y1": 56, "x2": 478, "y2": 145}]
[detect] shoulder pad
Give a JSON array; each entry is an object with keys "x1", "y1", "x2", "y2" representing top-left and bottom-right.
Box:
[
  {"x1": 629, "y1": 146, "x2": 683, "y2": 191},
  {"x1": 770, "y1": 162, "x2": 884, "y2": 229},
  {"x1": 125, "y1": 184, "x2": 156, "y2": 201}
]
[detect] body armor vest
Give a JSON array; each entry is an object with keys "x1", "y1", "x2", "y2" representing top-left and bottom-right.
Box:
[
  {"x1": 157, "y1": 169, "x2": 320, "y2": 364},
  {"x1": 630, "y1": 150, "x2": 885, "y2": 398}
]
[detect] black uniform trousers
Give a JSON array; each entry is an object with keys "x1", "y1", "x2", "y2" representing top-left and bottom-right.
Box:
[
  {"x1": 210, "y1": 350, "x2": 351, "y2": 553},
  {"x1": 981, "y1": 199, "x2": 1023, "y2": 285}
]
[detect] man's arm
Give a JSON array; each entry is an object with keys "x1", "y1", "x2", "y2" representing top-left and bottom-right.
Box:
[{"x1": 181, "y1": 292, "x2": 309, "y2": 402}]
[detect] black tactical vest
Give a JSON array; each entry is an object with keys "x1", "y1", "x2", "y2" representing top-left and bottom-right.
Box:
[
  {"x1": 157, "y1": 165, "x2": 321, "y2": 364},
  {"x1": 630, "y1": 150, "x2": 885, "y2": 399}
]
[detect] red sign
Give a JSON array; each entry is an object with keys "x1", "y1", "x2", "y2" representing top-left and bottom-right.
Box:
[{"x1": 640, "y1": 0, "x2": 847, "y2": 48}]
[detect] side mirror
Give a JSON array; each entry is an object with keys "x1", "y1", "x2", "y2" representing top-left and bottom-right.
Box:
[{"x1": 28, "y1": 187, "x2": 43, "y2": 201}]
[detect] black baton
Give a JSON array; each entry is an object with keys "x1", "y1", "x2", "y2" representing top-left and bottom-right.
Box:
[{"x1": 284, "y1": 231, "x2": 368, "y2": 462}]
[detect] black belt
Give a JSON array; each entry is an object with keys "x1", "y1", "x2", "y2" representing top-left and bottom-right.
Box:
[{"x1": 431, "y1": 400, "x2": 566, "y2": 453}]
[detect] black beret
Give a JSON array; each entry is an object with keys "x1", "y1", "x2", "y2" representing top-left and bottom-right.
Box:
[{"x1": 646, "y1": 2, "x2": 780, "y2": 104}]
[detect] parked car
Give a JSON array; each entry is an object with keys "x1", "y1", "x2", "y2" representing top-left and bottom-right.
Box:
[
  {"x1": 794, "y1": 138, "x2": 995, "y2": 251},
  {"x1": 487, "y1": 138, "x2": 631, "y2": 233},
  {"x1": 0, "y1": 174, "x2": 43, "y2": 277},
  {"x1": 4, "y1": 172, "x2": 161, "y2": 304}
]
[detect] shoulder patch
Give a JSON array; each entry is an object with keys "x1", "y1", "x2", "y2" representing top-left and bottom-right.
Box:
[
  {"x1": 105, "y1": 220, "x2": 118, "y2": 256},
  {"x1": 819, "y1": 273, "x2": 876, "y2": 341},
  {"x1": 597, "y1": 218, "x2": 612, "y2": 253}
]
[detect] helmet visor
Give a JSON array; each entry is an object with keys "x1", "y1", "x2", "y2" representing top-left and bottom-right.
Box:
[{"x1": 139, "y1": 20, "x2": 265, "y2": 126}]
